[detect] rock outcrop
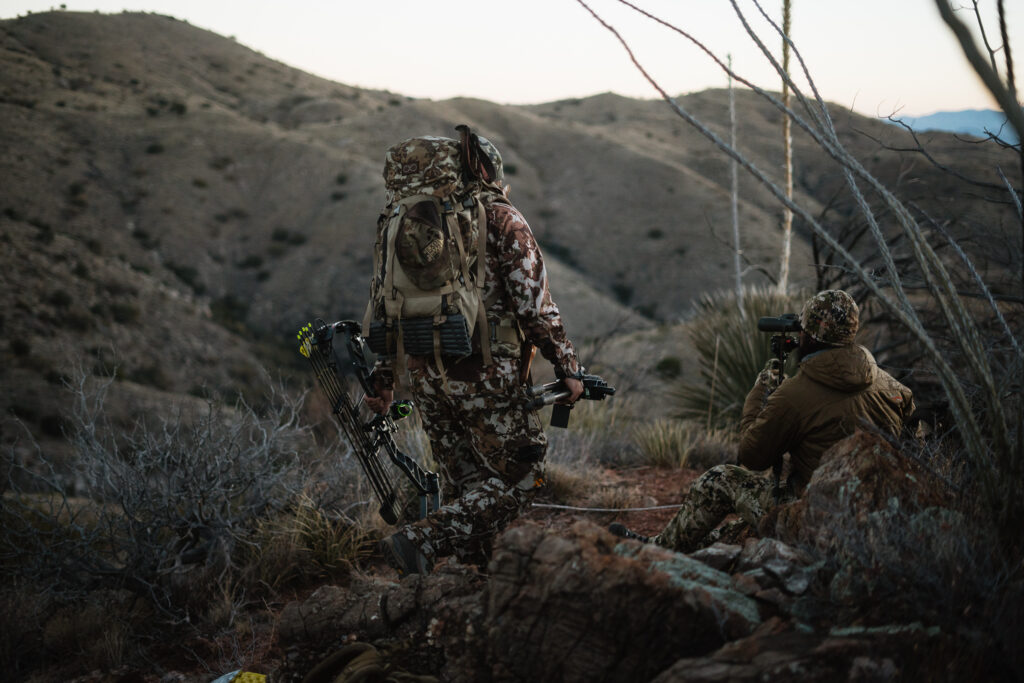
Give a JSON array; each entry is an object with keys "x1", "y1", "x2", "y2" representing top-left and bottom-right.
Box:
[
  {"x1": 273, "y1": 431, "x2": 1017, "y2": 682},
  {"x1": 481, "y1": 522, "x2": 760, "y2": 682},
  {"x1": 276, "y1": 522, "x2": 771, "y2": 682},
  {"x1": 765, "y1": 429, "x2": 946, "y2": 552}
]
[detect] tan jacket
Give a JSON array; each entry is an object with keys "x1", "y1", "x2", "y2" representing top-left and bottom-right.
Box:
[{"x1": 738, "y1": 345, "x2": 915, "y2": 491}]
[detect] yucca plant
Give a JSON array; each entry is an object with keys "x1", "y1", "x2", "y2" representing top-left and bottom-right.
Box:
[{"x1": 673, "y1": 287, "x2": 805, "y2": 428}]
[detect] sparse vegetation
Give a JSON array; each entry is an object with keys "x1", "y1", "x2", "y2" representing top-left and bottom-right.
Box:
[
  {"x1": 34, "y1": 223, "x2": 55, "y2": 243},
  {"x1": 0, "y1": 7, "x2": 1021, "y2": 679},
  {"x1": 166, "y1": 261, "x2": 203, "y2": 294},
  {"x1": 125, "y1": 362, "x2": 173, "y2": 390},
  {"x1": 538, "y1": 239, "x2": 578, "y2": 267},
  {"x1": 109, "y1": 302, "x2": 140, "y2": 325},
  {"x1": 271, "y1": 227, "x2": 307, "y2": 246},
  {"x1": 63, "y1": 309, "x2": 95, "y2": 332},
  {"x1": 10, "y1": 338, "x2": 30, "y2": 356},
  {"x1": 654, "y1": 356, "x2": 682, "y2": 380},
  {"x1": 1, "y1": 370, "x2": 365, "y2": 650},
  {"x1": 215, "y1": 207, "x2": 249, "y2": 222},
  {"x1": 237, "y1": 254, "x2": 264, "y2": 269},
  {"x1": 210, "y1": 294, "x2": 249, "y2": 333},
  {"x1": 131, "y1": 228, "x2": 159, "y2": 249},
  {"x1": 209, "y1": 156, "x2": 233, "y2": 171},
  {"x1": 673, "y1": 287, "x2": 804, "y2": 428},
  {"x1": 611, "y1": 281, "x2": 633, "y2": 305},
  {"x1": 47, "y1": 290, "x2": 72, "y2": 309},
  {"x1": 631, "y1": 418, "x2": 737, "y2": 469}
]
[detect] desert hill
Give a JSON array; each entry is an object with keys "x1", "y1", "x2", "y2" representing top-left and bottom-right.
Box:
[{"x1": 1, "y1": 10, "x2": 1019, "y2": 452}]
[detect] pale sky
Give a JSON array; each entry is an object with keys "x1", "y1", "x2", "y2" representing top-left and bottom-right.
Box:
[{"x1": 2, "y1": 0, "x2": 1019, "y2": 117}]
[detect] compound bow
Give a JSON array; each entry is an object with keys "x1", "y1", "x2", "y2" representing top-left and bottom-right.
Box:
[{"x1": 298, "y1": 319, "x2": 440, "y2": 524}]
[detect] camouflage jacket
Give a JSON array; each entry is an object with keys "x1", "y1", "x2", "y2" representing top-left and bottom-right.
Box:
[
  {"x1": 738, "y1": 344, "x2": 915, "y2": 491},
  {"x1": 375, "y1": 199, "x2": 580, "y2": 385}
]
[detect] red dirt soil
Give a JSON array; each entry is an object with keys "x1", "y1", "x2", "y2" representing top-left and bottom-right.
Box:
[{"x1": 521, "y1": 465, "x2": 701, "y2": 538}]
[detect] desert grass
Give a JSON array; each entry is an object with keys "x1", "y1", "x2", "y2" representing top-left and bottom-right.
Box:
[
  {"x1": 631, "y1": 418, "x2": 737, "y2": 470},
  {"x1": 245, "y1": 494, "x2": 371, "y2": 591}
]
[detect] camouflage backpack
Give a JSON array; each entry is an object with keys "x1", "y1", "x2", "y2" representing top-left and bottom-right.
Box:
[{"x1": 364, "y1": 126, "x2": 520, "y2": 381}]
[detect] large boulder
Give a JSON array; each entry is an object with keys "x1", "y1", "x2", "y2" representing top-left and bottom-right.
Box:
[
  {"x1": 760, "y1": 430, "x2": 993, "y2": 628},
  {"x1": 481, "y1": 521, "x2": 761, "y2": 682},
  {"x1": 764, "y1": 429, "x2": 946, "y2": 552}
]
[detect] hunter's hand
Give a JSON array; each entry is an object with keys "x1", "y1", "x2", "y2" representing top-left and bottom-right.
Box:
[
  {"x1": 364, "y1": 388, "x2": 394, "y2": 415},
  {"x1": 560, "y1": 377, "x2": 584, "y2": 404},
  {"x1": 755, "y1": 358, "x2": 783, "y2": 389}
]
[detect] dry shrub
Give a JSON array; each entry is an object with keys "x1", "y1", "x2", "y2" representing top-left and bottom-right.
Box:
[
  {"x1": 586, "y1": 481, "x2": 644, "y2": 511},
  {"x1": 0, "y1": 368, "x2": 372, "y2": 626},
  {"x1": 245, "y1": 495, "x2": 370, "y2": 590},
  {"x1": 40, "y1": 591, "x2": 145, "y2": 673},
  {"x1": 0, "y1": 583, "x2": 48, "y2": 675},
  {"x1": 541, "y1": 461, "x2": 599, "y2": 506},
  {"x1": 631, "y1": 418, "x2": 693, "y2": 468},
  {"x1": 631, "y1": 419, "x2": 737, "y2": 470}
]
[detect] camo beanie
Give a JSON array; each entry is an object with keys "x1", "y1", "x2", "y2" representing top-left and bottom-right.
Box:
[
  {"x1": 800, "y1": 290, "x2": 859, "y2": 346},
  {"x1": 383, "y1": 136, "x2": 463, "y2": 203}
]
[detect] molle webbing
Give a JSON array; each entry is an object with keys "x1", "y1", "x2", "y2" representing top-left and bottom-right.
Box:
[{"x1": 367, "y1": 316, "x2": 473, "y2": 357}]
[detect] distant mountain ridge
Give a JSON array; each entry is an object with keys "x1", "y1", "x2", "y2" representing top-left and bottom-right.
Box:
[{"x1": 899, "y1": 109, "x2": 1019, "y2": 143}]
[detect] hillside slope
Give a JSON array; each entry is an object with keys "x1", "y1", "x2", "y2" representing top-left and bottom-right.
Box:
[{"x1": 1, "y1": 11, "x2": 1018, "y2": 454}]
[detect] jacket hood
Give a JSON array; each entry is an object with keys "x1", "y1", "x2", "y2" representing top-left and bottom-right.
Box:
[{"x1": 798, "y1": 344, "x2": 876, "y2": 393}]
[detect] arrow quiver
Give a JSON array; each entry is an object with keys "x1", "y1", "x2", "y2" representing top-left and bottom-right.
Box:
[{"x1": 298, "y1": 319, "x2": 440, "y2": 524}]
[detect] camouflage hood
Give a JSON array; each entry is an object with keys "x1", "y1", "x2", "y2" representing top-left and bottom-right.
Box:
[{"x1": 799, "y1": 344, "x2": 876, "y2": 393}]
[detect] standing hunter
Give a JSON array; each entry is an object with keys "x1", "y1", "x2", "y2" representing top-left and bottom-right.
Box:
[
  {"x1": 611, "y1": 289, "x2": 916, "y2": 552},
  {"x1": 363, "y1": 126, "x2": 584, "y2": 576}
]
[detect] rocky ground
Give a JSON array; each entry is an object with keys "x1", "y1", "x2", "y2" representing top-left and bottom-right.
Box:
[{"x1": 79, "y1": 431, "x2": 1018, "y2": 683}]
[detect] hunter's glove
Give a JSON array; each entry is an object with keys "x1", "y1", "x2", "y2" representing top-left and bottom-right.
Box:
[{"x1": 755, "y1": 358, "x2": 783, "y2": 390}]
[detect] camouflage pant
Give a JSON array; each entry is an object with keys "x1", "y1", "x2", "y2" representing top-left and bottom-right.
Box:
[
  {"x1": 654, "y1": 464, "x2": 785, "y2": 553},
  {"x1": 395, "y1": 356, "x2": 546, "y2": 565}
]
